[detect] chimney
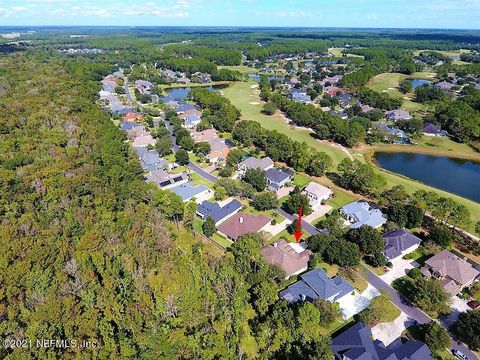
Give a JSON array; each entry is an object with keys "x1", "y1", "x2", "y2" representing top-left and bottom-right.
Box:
[{"x1": 239, "y1": 217, "x2": 244, "y2": 224}]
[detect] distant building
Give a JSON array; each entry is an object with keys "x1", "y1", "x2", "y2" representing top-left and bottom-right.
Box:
[
  {"x1": 378, "y1": 124, "x2": 410, "y2": 144},
  {"x1": 385, "y1": 109, "x2": 412, "y2": 122},
  {"x1": 134, "y1": 147, "x2": 168, "y2": 172},
  {"x1": 135, "y1": 80, "x2": 152, "y2": 94},
  {"x1": 191, "y1": 128, "x2": 218, "y2": 143},
  {"x1": 207, "y1": 138, "x2": 229, "y2": 164},
  {"x1": 435, "y1": 81, "x2": 455, "y2": 91},
  {"x1": 423, "y1": 123, "x2": 449, "y2": 137},
  {"x1": 340, "y1": 200, "x2": 387, "y2": 229},
  {"x1": 123, "y1": 112, "x2": 143, "y2": 123}
]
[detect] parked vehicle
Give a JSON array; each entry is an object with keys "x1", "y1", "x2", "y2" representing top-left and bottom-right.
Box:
[
  {"x1": 452, "y1": 349, "x2": 469, "y2": 360},
  {"x1": 467, "y1": 300, "x2": 480, "y2": 310}
]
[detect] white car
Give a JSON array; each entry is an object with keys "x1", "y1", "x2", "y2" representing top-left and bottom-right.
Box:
[{"x1": 452, "y1": 349, "x2": 469, "y2": 360}]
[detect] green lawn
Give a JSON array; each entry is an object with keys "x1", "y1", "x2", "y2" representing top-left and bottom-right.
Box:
[
  {"x1": 268, "y1": 229, "x2": 310, "y2": 245},
  {"x1": 367, "y1": 72, "x2": 436, "y2": 113},
  {"x1": 293, "y1": 173, "x2": 311, "y2": 188},
  {"x1": 218, "y1": 65, "x2": 258, "y2": 74},
  {"x1": 222, "y1": 79, "x2": 348, "y2": 167},
  {"x1": 325, "y1": 188, "x2": 358, "y2": 210},
  {"x1": 362, "y1": 293, "x2": 401, "y2": 323},
  {"x1": 189, "y1": 172, "x2": 215, "y2": 188},
  {"x1": 211, "y1": 232, "x2": 233, "y2": 248}
]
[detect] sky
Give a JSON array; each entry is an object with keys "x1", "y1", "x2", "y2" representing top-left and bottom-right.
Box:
[{"x1": 0, "y1": 0, "x2": 479, "y2": 29}]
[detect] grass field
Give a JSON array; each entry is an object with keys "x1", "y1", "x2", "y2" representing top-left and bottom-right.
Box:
[
  {"x1": 367, "y1": 72, "x2": 436, "y2": 113},
  {"x1": 369, "y1": 137, "x2": 480, "y2": 162},
  {"x1": 218, "y1": 65, "x2": 258, "y2": 74},
  {"x1": 222, "y1": 79, "x2": 348, "y2": 166},
  {"x1": 219, "y1": 69, "x2": 480, "y2": 235}
]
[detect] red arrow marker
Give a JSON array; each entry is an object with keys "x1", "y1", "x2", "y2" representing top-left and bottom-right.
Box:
[{"x1": 293, "y1": 207, "x2": 303, "y2": 242}]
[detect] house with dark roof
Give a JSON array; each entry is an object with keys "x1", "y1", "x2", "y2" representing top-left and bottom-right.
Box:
[
  {"x1": 196, "y1": 199, "x2": 243, "y2": 225},
  {"x1": 169, "y1": 182, "x2": 213, "y2": 203},
  {"x1": 340, "y1": 200, "x2": 387, "y2": 229},
  {"x1": 260, "y1": 239, "x2": 312, "y2": 279},
  {"x1": 176, "y1": 103, "x2": 197, "y2": 114},
  {"x1": 217, "y1": 212, "x2": 271, "y2": 241},
  {"x1": 331, "y1": 322, "x2": 433, "y2": 360},
  {"x1": 265, "y1": 168, "x2": 292, "y2": 191},
  {"x1": 423, "y1": 123, "x2": 449, "y2": 137},
  {"x1": 383, "y1": 228, "x2": 422, "y2": 261},
  {"x1": 291, "y1": 89, "x2": 311, "y2": 104},
  {"x1": 280, "y1": 268, "x2": 354, "y2": 304},
  {"x1": 183, "y1": 113, "x2": 202, "y2": 129},
  {"x1": 385, "y1": 109, "x2": 412, "y2": 122},
  {"x1": 420, "y1": 250, "x2": 480, "y2": 296}
]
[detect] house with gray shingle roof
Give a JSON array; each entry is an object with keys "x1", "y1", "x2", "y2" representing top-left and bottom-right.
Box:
[
  {"x1": 280, "y1": 268, "x2": 354, "y2": 304},
  {"x1": 340, "y1": 200, "x2": 387, "y2": 229},
  {"x1": 134, "y1": 147, "x2": 168, "y2": 172},
  {"x1": 383, "y1": 228, "x2": 422, "y2": 261},
  {"x1": 169, "y1": 183, "x2": 213, "y2": 203},
  {"x1": 385, "y1": 109, "x2": 412, "y2": 122},
  {"x1": 265, "y1": 168, "x2": 292, "y2": 191},
  {"x1": 331, "y1": 322, "x2": 433, "y2": 360},
  {"x1": 238, "y1": 156, "x2": 274, "y2": 176}
]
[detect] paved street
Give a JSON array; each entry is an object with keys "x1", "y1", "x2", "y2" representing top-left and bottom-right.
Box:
[{"x1": 362, "y1": 266, "x2": 478, "y2": 360}]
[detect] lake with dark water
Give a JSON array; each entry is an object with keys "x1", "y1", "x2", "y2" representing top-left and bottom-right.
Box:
[
  {"x1": 165, "y1": 84, "x2": 228, "y2": 101},
  {"x1": 375, "y1": 152, "x2": 480, "y2": 202}
]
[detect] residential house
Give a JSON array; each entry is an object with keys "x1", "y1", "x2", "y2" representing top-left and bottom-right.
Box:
[
  {"x1": 337, "y1": 93, "x2": 358, "y2": 109},
  {"x1": 436, "y1": 81, "x2": 455, "y2": 91},
  {"x1": 379, "y1": 124, "x2": 410, "y2": 144},
  {"x1": 361, "y1": 104, "x2": 374, "y2": 113},
  {"x1": 183, "y1": 113, "x2": 202, "y2": 129},
  {"x1": 340, "y1": 200, "x2": 387, "y2": 229},
  {"x1": 320, "y1": 75, "x2": 342, "y2": 86},
  {"x1": 145, "y1": 169, "x2": 188, "y2": 190},
  {"x1": 280, "y1": 268, "x2": 354, "y2": 304},
  {"x1": 207, "y1": 138, "x2": 229, "y2": 164},
  {"x1": 383, "y1": 228, "x2": 422, "y2": 261},
  {"x1": 123, "y1": 112, "x2": 143, "y2": 123},
  {"x1": 217, "y1": 212, "x2": 271, "y2": 241},
  {"x1": 135, "y1": 80, "x2": 152, "y2": 94},
  {"x1": 423, "y1": 123, "x2": 449, "y2": 137},
  {"x1": 191, "y1": 128, "x2": 218, "y2": 143},
  {"x1": 176, "y1": 103, "x2": 198, "y2": 114},
  {"x1": 420, "y1": 250, "x2": 480, "y2": 296},
  {"x1": 385, "y1": 109, "x2": 412, "y2": 122},
  {"x1": 302, "y1": 182, "x2": 333, "y2": 208},
  {"x1": 325, "y1": 86, "x2": 344, "y2": 97},
  {"x1": 196, "y1": 199, "x2": 243, "y2": 225},
  {"x1": 177, "y1": 76, "x2": 191, "y2": 84},
  {"x1": 260, "y1": 239, "x2": 312, "y2": 279},
  {"x1": 169, "y1": 182, "x2": 213, "y2": 203},
  {"x1": 291, "y1": 89, "x2": 311, "y2": 104},
  {"x1": 135, "y1": 147, "x2": 168, "y2": 172},
  {"x1": 120, "y1": 121, "x2": 142, "y2": 131},
  {"x1": 127, "y1": 125, "x2": 149, "y2": 139},
  {"x1": 132, "y1": 133, "x2": 156, "y2": 148},
  {"x1": 238, "y1": 156, "x2": 274, "y2": 176},
  {"x1": 331, "y1": 322, "x2": 433, "y2": 360},
  {"x1": 265, "y1": 168, "x2": 293, "y2": 191}
]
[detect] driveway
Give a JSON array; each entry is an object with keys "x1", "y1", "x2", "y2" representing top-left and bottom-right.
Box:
[
  {"x1": 442, "y1": 296, "x2": 471, "y2": 328},
  {"x1": 263, "y1": 219, "x2": 292, "y2": 239},
  {"x1": 276, "y1": 186, "x2": 294, "y2": 199},
  {"x1": 371, "y1": 311, "x2": 414, "y2": 346},
  {"x1": 380, "y1": 258, "x2": 420, "y2": 285},
  {"x1": 303, "y1": 204, "x2": 332, "y2": 223},
  {"x1": 336, "y1": 284, "x2": 380, "y2": 320}
]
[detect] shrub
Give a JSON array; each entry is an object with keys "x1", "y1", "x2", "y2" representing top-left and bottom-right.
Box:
[{"x1": 408, "y1": 268, "x2": 421, "y2": 279}]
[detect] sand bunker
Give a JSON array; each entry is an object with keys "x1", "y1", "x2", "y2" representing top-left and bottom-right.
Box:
[{"x1": 249, "y1": 101, "x2": 260, "y2": 105}]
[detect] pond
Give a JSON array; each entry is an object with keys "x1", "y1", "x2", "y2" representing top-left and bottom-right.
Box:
[
  {"x1": 165, "y1": 84, "x2": 228, "y2": 101},
  {"x1": 375, "y1": 152, "x2": 480, "y2": 203},
  {"x1": 248, "y1": 73, "x2": 285, "y2": 82},
  {"x1": 411, "y1": 79, "x2": 432, "y2": 89}
]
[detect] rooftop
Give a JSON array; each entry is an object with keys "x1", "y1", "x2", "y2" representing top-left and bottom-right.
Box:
[
  {"x1": 260, "y1": 239, "x2": 311, "y2": 278},
  {"x1": 217, "y1": 212, "x2": 271, "y2": 241}
]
